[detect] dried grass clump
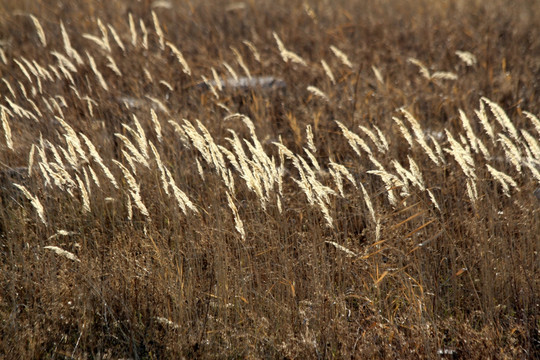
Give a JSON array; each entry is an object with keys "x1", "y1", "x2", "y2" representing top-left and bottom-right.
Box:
[{"x1": 0, "y1": 0, "x2": 538, "y2": 358}]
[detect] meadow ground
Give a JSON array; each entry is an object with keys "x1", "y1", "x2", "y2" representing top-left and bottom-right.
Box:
[{"x1": 0, "y1": 0, "x2": 539, "y2": 358}]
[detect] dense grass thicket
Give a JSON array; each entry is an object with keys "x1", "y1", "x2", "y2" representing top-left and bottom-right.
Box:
[{"x1": 0, "y1": 0, "x2": 539, "y2": 358}]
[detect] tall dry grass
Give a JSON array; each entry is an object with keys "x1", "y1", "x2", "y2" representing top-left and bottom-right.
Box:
[{"x1": 0, "y1": 0, "x2": 539, "y2": 358}]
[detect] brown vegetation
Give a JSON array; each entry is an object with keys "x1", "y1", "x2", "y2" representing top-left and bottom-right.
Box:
[{"x1": 0, "y1": 0, "x2": 539, "y2": 358}]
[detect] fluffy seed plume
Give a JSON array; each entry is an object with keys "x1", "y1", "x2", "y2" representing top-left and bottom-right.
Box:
[
  {"x1": 82, "y1": 33, "x2": 110, "y2": 52},
  {"x1": 195, "y1": 157, "x2": 205, "y2": 181},
  {"x1": 498, "y1": 134, "x2": 522, "y2": 173},
  {"x1": 455, "y1": 50, "x2": 477, "y2": 66},
  {"x1": 393, "y1": 117, "x2": 414, "y2": 148},
  {"x1": 2, "y1": 79, "x2": 16, "y2": 99},
  {"x1": 321, "y1": 60, "x2": 335, "y2": 84},
  {"x1": 13, "y1": 183, "x2": 46, "y2": 224},
  {"x1": 359, "y1": 125, "x2": 385, "y2": 153},
  {"x1": 55, "y1": 116, "x2": 88, "y2": 164},
  {"x1": 80, "y1": 133, "x2": 119, "y2": 189},
  {"x1": 96, "y1": 18, "x2": 110, "y2": 52},
  {"x1": 112, "y1": 160, "x2": 150, "y2": 219},
  {"x1": 146, "y1": 95, "x2": 170, "y2": 115},
  {"x1": 87, "y1": 165, "x2": 101, "y2": 188},
  {"x1": 273, "y1": 32, "x2": 307, "y2": 66},
  {"x1": 231, "y1": 46, "x2": 251, "y2": 79},
  {"x1": 166, "y1": 42, "x2": 191, "y2": 76},
  {"x1": 306, "y1": 125, "x2": 316, "y2": 154},
  {"x1": 482, "y1": 97, "x2": 518, "y2": 141},
  {"x1": 372, "y1": 65, "x2": 384, "y2": 84},
  {"x1": 373, "y1": 126, "x2": 389, "y2": 153},
  {"x1": 392, "y1": 160, "x2": 413, "y2": 195},
  {"x1": 121, "y1": 152, "x2": 136, "y2": 174},
  {"x1": 459, "y1": 109, "x2": 480, "y2": 153},
  {"x1": 168, "y1": 119, "x2": 189, "y2": 144},
  {"x1": 44, "y1": 246, "x2": 80, "y2": 262},
  {"x1": 242, "y1": 40, "x2": 261, "y2": 62},
  {"x1": 318, "y1": 200, "x2": 334, "y2": 228},
  {"x1": 149, "y1": 141, "x2": 169, "y2": 195},
  {"x1": 140, "y1": 19, "x2": 148, "y2": 49},
  {"x1": 524, "y1": 161, "x2": 540, "y2": 182},
  {"x1": 475, "y1": 100, "x2": 494, "y2": 142},
  {"x1": 466, "y1": 178, "x2": 478, "y2": 203},
  {"x1": 28, "y1": 144, "x2": 36, "y2": 177},
  {"x1": 210, "y1": 67, "x2": 223, "y2": 91},
  {"x1": 128, "y1": 114, "x2": 149, "y2": 159},
  {"x1": 335, "y1": 120, "x2": 372, "y2": 156},
  {"x1": 326, "y1": 241, "x2": 357, "y2": 257},
  {"x1": 86, "y1": 53, "x2": 109, "y2": 91},
  {"x1": 307, "y1": 86, "x2": 329, "y2": 102},
  {"x1": 128, "y1": 13, "x2": 137, "y2": 46},
  {"x1": 227, "y1": 192, "x2": 245, "y2": 240},
  {"x1": 152, "y1": 11, "x2": 165, "y2": 50},
  {"x1": 521, "y1": 130, "x2": 540, "y2": 161},
  {"x1": 223, "y1": 62, "x2": 238, "y2": 81},
  {"x1": 1, "y1": 108, "x2": 13, "y2": 150},
  {"x1": 106, "y1": 55, "x2": 122, "y2": 76},
  {"x1": 46, "y1": 140, "x2": 64, "y2": 168},
  {"x1": 165, "y1": 167, "x2": 198, "y2": 215},
  {"x1": 14, "y1": 59, "x2": 33, "y2": 83},
  {"x1": 50, "y1": 51, "x2": 77, "y2": 74},
  {"x1": 407, "y1": 58, "x2": 430, "y2": 79},
  {"x1": 75, "y1": 174, "x2": 91, "y2": 213},
  {"x1": 408, "y1": 156, "x2": 425, "y2": 190},
  {"x1": 330, "y1": 45, "x2": 353, "y2": 69},
  {"x1": 125, "y1": 194, "x2": 133, "y2": 221},
  {"x1": 115, "y1": 133, "x2": 149, "y2": 168},
  {"x1": 304, "y1": 148, "x2": 320, "y2": 172},
  {"x1": 290, "y1": 158, "x2": 314, "y2": 204},
  {"x1": 155, "y1": 317, "x2": 180, "y2": 330},
  {"x1": 427, "y1": 189, "x2": 441, "y2": 212},
  {"x1": 400, "y1": 109, "x2": 439, "y2": 165},
  {"x1": 330, "y1": 168, "x2": 343, "y2": 197},
  {"x1": 523, "y1": 111, "x2": 540, "y2": 136},
  {"x1": 143, "y1": 66, "x2": 154, "y2": 83},
  {"x1": 445, "y1": 129, "x2": 476, "y2": 179},
  {"x1": 366, "y1": 170, "x2": 401, "y2": 206},
  {"x1": 150, "y1": 109, "x2": 163, "y2": 143},
  {"x1": 82, "y1": 167, "x2": 92, "y2": 196},
  {"x1": 486, "y1": 165, "x2": 518, "y2": 197},
  {"x1": 29, "y1": 15, "x2": 47, "y2": 47},
  {"x1": 329, "y1": 161, "x2": 357, "y2": 188},
  {"x1": 431, "y1": 71, "x2": 458, "y2": 80},
  {"x1": 60, "y1": 22, "x2": 83, "y2": 65},
  {"x1": 107, "y1": 24, "x2": 125, "y2": 52},
  {"x1": 38, "y1": 162, "x2": 51, "y2": 187},
  {"x1": 359, "y1": 183, "x2": 377, "y2": 223}
]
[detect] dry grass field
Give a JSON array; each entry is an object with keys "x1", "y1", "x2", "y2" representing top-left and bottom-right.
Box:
[{"x1": 0, "y1": 0, "x2": 539, "y2": 358}]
